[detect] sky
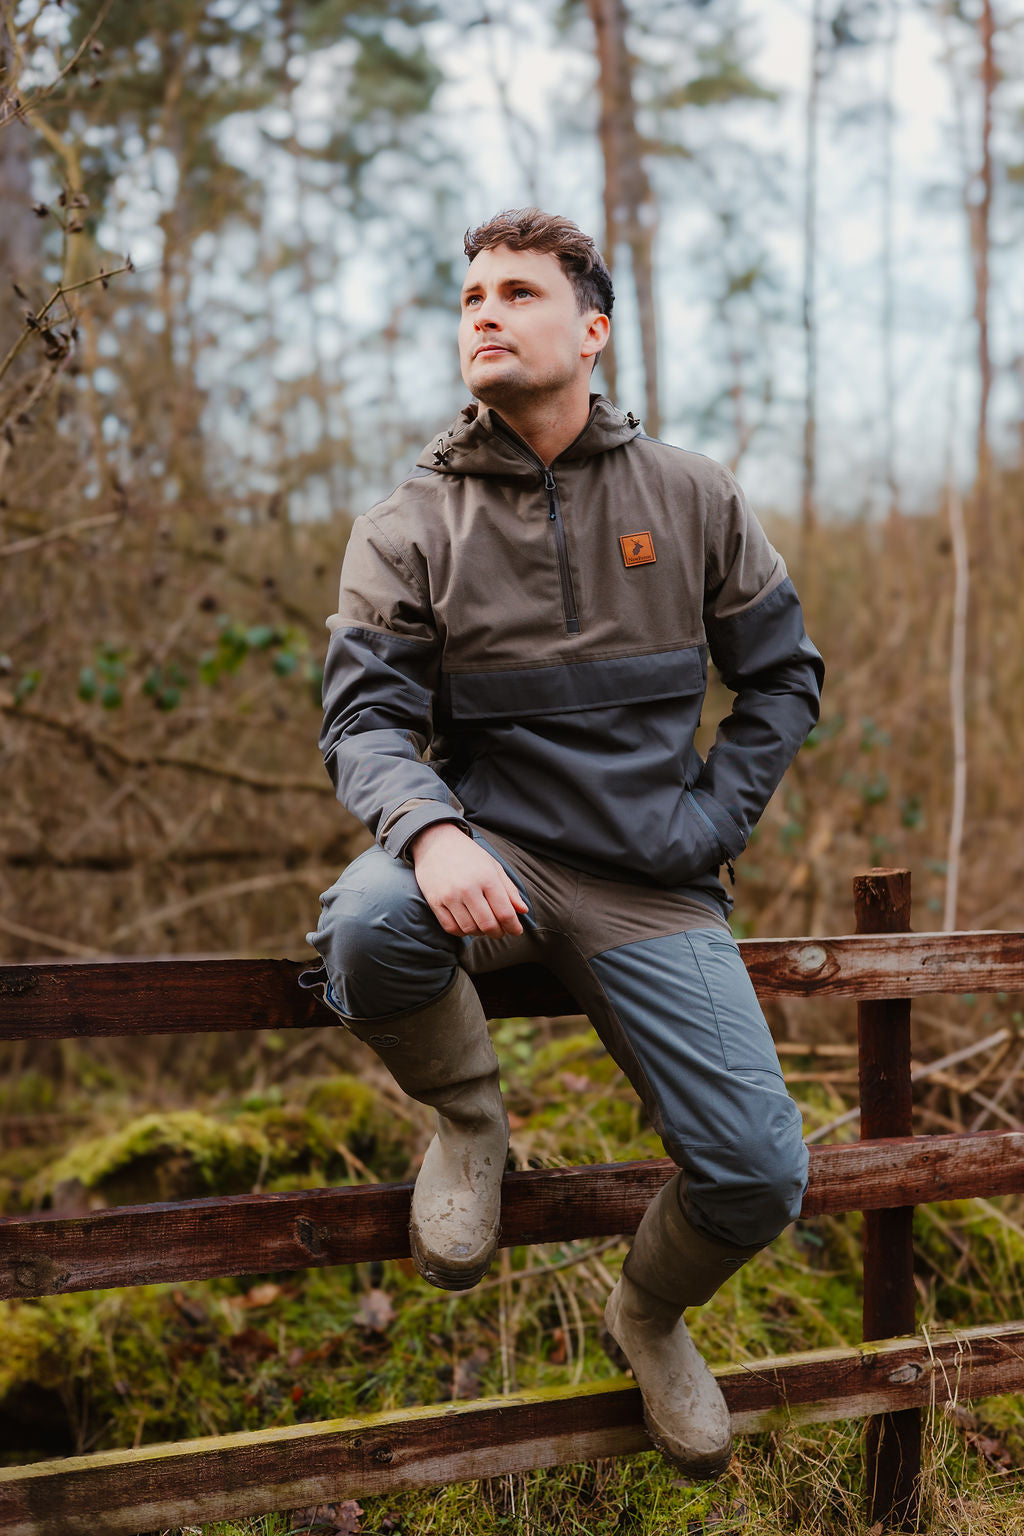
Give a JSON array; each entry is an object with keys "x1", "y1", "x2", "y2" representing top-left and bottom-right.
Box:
[
  {"x1": 57, "y1": 0, "x2": 1023, "y2": 520},
  {"x1": 432, "y1": 0, "x2": 1021, "y2": 518}
]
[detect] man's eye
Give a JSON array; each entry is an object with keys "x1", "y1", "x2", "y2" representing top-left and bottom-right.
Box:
[
  {"x1": 513, "y1": 288, "x2": 533, "y2": 299},
  {"x1": 464, "y1": 295, "x2": 480, "y2": 307}
]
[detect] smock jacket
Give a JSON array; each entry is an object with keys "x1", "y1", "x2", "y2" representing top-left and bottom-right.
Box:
[{"x1": 320, "y1": 394, "x2": 824, "y2": 910}]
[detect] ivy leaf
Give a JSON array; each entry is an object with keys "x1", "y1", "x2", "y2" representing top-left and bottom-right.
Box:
[
  {"x1": 15, "y1": 670, "x2": 40, "y2": 704},
  {"x1": 198, "y1": 649, "x2": 220, "y2": 685},
  {"x1": 272, "y1": 649, "x2": 298, "y2": 677},
  {"x1": 78, "y1": 667, "x2": 98, "y2": 702}
]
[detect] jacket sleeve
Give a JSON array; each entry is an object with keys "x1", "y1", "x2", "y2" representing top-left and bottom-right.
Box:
[
  {"x1": 690, "y1": 471, "x2": 824, "y2": 863},
  {"x1": 318, "y1": 511, "x2": 471, "y2": 862}
]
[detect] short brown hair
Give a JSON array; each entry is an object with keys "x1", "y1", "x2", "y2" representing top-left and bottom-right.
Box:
[{"x1": 464, "y1": 208, "x2": 614, "y2": 317}]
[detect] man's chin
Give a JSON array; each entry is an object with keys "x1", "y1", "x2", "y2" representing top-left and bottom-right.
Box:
[{"x1": 468, "y1": 367, "x2": 532, "y2": 407}]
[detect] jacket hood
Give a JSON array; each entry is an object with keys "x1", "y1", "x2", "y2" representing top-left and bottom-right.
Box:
[{"x1": 414, "y1": 394, "x2": 642, "y2": 478}]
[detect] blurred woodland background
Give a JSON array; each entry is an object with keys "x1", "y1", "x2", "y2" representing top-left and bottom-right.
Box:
[
  {"x1": 1, "y1": 0, "x2": 1023, "y2": 963},
  {"x1": 3, "y1": 5, "x2": 1024, "y2": 1525}
]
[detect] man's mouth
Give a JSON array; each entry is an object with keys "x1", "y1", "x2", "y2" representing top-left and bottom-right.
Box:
[{"x1": 474, "y1": 344, "x2": 512, "y2": 358}]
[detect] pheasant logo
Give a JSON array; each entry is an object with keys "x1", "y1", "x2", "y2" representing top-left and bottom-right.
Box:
[{"x1": 619, "y1": 531, "x2": 656, "y2": 567}]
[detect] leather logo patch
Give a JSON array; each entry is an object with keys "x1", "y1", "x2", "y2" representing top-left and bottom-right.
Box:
[{"x1": 620, "y1": 531, "x2": 656, "y2": 567}]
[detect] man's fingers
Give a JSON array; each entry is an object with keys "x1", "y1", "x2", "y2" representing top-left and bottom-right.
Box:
[
  {"x1": 431, "y1": 902, "x2": 463, "y2": 936},
  {"x1": 462, "y1": 888, "x2": 510, "y2": 938},
  {"x1": 487, "y1": 879, "x2": 525, "y2": 935}
]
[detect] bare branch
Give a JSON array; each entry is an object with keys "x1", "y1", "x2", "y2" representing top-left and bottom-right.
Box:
[
  {"x1": 0, "y1": 512, "x2": 119, "y2": 559},
  {"x1": 0, "y1": 695, "x2": 333, "y2": 794},
  {"x1": 0, "y1": 0, "x2": 117, "y2": 130}
]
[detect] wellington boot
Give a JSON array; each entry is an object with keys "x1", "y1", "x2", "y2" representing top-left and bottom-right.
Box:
[
  {"x1": 343, "y1": 968, "x2": 509, "y2": 1291},
  {"x1": 602, "y1": 1173, "x2": 761, "y2": 1479}
]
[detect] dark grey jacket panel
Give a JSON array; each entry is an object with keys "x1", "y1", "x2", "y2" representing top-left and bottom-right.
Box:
[
  {"x1": 319, "y1": 396, "x2": 824, "y2": 886},
  {"x1": 696, "y1": 576, "x2": 825, "y2": 857},
  {"x1": 320, "y1": 625, "x2": 470, "y2": 861}
]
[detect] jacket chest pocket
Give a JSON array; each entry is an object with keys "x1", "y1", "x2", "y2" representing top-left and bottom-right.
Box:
[{"x1": 441, "y1": 646, "x2": 707, "y2": 723}]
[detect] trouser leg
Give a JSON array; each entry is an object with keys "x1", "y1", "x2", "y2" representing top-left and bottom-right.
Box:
[
  {"x1": 554, "y1": 898, "x2": 807, "y2": 1478},
  {"x1": 300, "y1": 837, "x2": 537, "y2": 1289},
  {"x1": 584, "y1": 926, "x2": 807, "y2": 1249}
]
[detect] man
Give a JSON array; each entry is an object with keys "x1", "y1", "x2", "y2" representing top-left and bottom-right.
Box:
[{"x1": 301, "y1": 208, "x2": 823, "y2": 1479}]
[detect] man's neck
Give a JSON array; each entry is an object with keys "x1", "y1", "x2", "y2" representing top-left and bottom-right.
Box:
[{"x1": 485, "y1": 386, "x2": 595, "y2": 468}]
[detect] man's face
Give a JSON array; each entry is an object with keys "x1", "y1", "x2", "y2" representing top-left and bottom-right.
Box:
[{"x1": 458, "y1": 244, "x2": 604, "y2": 407}]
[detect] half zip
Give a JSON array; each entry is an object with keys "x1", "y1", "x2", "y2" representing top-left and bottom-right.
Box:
[
  {"x1": 479, "y1": 416, "x2": 583, "y2": 637},
  {"x1": 543, "y1": 468, "x2": 580, "y2": 635}
]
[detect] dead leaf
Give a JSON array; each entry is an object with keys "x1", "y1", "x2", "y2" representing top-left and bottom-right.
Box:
[
  {"x1": 947, "y1": 1402, "x2": 1018, "y2": 1474},
  {"x1": 229, "y1": 1326, "x2": 277, "y2": 1360},
  {"x1": 452, "y1": 1345, "x2": 490, "y2": 1399},
  {"x1": 287, "y1": 1500, "x2": 363, "y2": 1534},
  {"x1": 560, "y1": 1071, "x2": 593, "y2": 1093},
  {"x1": 171, "y1": 1289, "x2": 208, "y2": 1326},
  {"x1": 356, "y1": 1287, "x2": 395, "y2": 1334},
  {"x1": 548, "y1": 1327, "x2": 567, "y2": 1366},
  {"x1": 244, "y1": 1281, "x2": 282, "y2": 1308}
]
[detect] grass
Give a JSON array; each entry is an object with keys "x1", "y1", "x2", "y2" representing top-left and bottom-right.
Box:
[{"x1": 3, "y1": 1013, "x2": 1024, "y2": 1532}]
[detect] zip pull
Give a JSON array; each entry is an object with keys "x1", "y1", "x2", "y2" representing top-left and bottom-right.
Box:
[{"x1": 543, "y1": 468, "x2": 556, "y2": 516}]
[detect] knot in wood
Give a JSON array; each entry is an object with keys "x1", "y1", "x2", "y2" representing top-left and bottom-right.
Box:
[
  {"x1": 0, "y1": 971, "x2": 39, "y2": 997},
  {"x1": 887, "y1": 1361, "x2": 925, "y2": 1385},
  {"x1": 294, "y1": 1217, "x2": 328, "y2": 1257},
  {"x1": 9, "y1": 1253, "x2": 69, "y2": 1293},
  {"x1": 372, "y1": 1444, "x2": 394, "y2": 1465},
  {"x1": 795, "y1": 944, "x2": 828, "y2": 975}
]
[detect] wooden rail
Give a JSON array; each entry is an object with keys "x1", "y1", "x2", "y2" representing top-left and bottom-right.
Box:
[
  {"x1": 1, "y1": 871, "x2": 1023, "y2": 1535},
  {"x1": 3, "y1": 1131, "x2": 1024, "y2": 1299},
  {"x1": 2, "y1": 928, "x2": 1023, "y2": 1040},
  {"x1": 4, "y1": 1323, "x2": 1024, "y2": 1536}
]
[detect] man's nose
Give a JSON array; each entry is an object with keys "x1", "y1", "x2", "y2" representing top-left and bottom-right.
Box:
[{"x1": 473, "y1": 299, "x2": 501, "y2": 328}]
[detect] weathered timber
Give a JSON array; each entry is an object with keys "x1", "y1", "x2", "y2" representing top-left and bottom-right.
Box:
[
  {"x1": 4, "y1": 1131, "x2": 1023, "y2": 1299},
  {"x1": 2, "y1": 1323, "x2": 1023, "y2": 1536},
  {"x1": 2, "y1": 931, "x2": 1022, "y2": 1040},
  {"x1": 0, "y1": 960, "x2": 579, "y2": 1039},
  {"x1": 855, "y1": 869, "x2": 920, "y2": 1531},
  {"x1": 738, "y1": 928, "x2": 1024, "y2": 1000}
]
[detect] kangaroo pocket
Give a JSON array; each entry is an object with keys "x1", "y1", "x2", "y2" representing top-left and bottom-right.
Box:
[{"x1": 439, "y1": 649, "x2": 718, "y2": 885}]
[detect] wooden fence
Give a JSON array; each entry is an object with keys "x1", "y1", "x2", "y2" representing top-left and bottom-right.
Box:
[{"x1": 1, "y1": 868, "x2": 1023, "y2": 1535}]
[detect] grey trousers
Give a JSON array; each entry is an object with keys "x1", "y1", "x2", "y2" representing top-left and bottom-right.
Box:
[{"x1": 301, "y1": 825, "x2": 807, "y2": 1250}]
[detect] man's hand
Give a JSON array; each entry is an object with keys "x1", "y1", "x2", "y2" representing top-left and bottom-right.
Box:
[{"x1": 410, "y1": 823, "x2": 529, "y2": 938}]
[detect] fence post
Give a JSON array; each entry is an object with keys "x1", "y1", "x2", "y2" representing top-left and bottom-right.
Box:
[{"x1": 854, "y1": 868, "x2": 920, "y2": 1530}]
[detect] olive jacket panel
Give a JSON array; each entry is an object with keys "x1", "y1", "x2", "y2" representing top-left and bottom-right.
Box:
[{"x1": 319, "y1": 395, "x2": 824, "y2": 897}]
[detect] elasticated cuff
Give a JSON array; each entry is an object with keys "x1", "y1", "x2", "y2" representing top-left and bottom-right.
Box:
[{"x1": 380, "y1": 801, "x2": 473, "y2": 864}]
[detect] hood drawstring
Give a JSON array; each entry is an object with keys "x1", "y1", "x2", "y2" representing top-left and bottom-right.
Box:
[{"x1": 433, "y1": 437, "x2": 453, "y2": 467}]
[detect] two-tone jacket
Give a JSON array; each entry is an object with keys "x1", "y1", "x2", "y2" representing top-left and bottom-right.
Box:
[{"x1": 319, "y1": 394, "x2": 824, "y2": 910}]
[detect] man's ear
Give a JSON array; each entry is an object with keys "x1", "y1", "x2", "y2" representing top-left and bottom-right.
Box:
[{"x1": 582, "y1": 311, "x2": 610, "y2": 367}]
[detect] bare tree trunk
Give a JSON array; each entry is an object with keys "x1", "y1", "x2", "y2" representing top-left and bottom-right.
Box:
[
  {"x1": 800, "y1": 0, "x2": 823, "y2": 577},
  {"x1": 586, "y1": 0, "x2": 659, "y2": 434},
  {"x1": 0, "y1": 17, "x2": 43, "y2": 355},
  {"x1": 882, "y1": 0, "x2": 900, "y2": 528},
  {"x1": 971, "y1": 0, "x2": 995, "y2": 567}
]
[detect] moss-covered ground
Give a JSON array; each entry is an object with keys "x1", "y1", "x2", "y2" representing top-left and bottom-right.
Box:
[{"x1": 2, "y1": 1015, "x2": 1024, "y2": 1533}]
